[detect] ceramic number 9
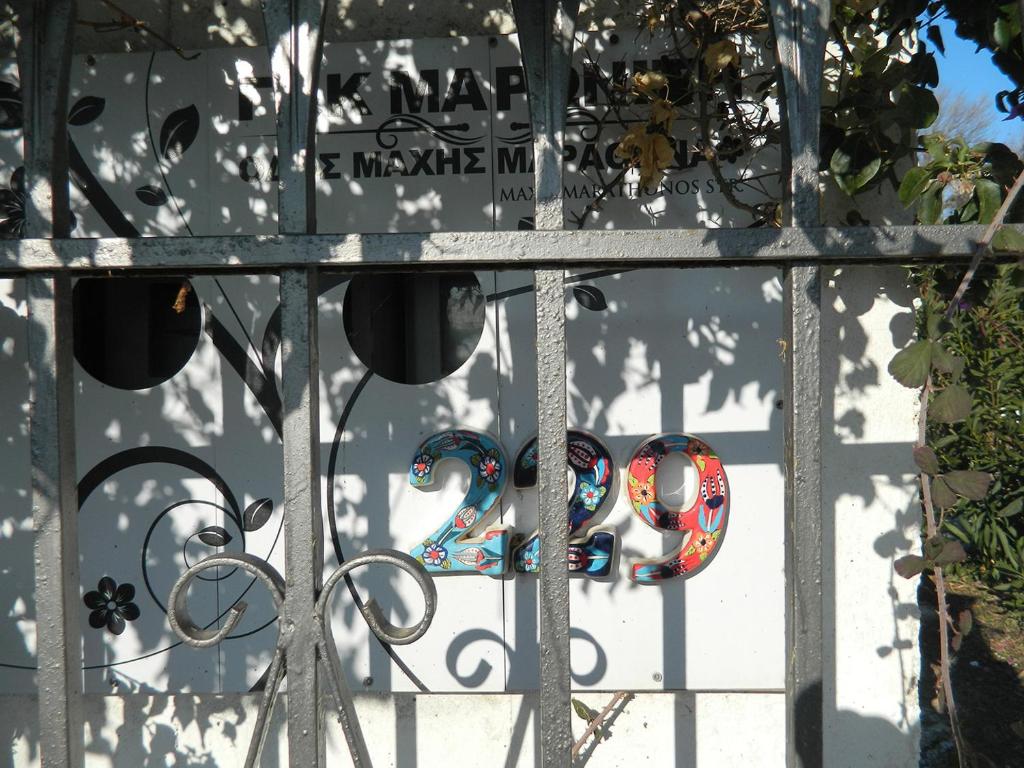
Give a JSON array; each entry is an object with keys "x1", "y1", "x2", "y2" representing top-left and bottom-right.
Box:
[
  {"x1": 510, "y1": 430, "x2": 618, "y2": 578},
  {"x1": 627, "y1": 434, "x2": 729, "y2": 584},
  {"x1": 409, "y1": 429, "x2": 510, "y2": 574}
]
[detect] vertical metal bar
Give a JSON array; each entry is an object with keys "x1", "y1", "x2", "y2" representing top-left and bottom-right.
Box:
[
  {"x1": 280, "y1": 267, "x2": 324, "y2": 767},
  {"x1": 783, "y1": 263, "x2": 824, "y2": 768},
  {"x1": 18, "y1": 4, "x2": 80, "y2": 768},
  {"x1": 770, "y1": 0, "x2": 829, "y2": 229},
  {"x1": 16, "y1": 0, "x2": 75, "y2": 238},
  {"x1": 512, "y1": 0, "x2": 579, "y2": 230},
  {"x1": 512, "y1": 3, "x2": 578, "y2": 765},
  {"x1": 27, "y1": 274, "x2": 82, "y2": 768},
  {"x1": 770, "y1": 2, "x2": 830, "y2": 767},
  {"x1": 263, "y1": 2, "x2": 328, "y2": 763},
  {"x1": 262, "y1": 0, "x2": 328, "y2": 234},
  {"x1": 534, "y1": 269, "x2": 570, "y2": 768}
]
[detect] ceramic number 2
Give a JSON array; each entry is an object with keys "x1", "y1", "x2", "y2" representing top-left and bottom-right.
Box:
[
  {"x1": 510, "y1": 431, "x2": 618, "y2": 578},
  {"x1": 628, "y1": 434, "x2": 730, "y2": 585},
  {"x1": 409, "y1": 429, "x2": 510, "y2": 574}
]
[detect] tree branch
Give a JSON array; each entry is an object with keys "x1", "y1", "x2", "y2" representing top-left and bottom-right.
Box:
[
  {"x1": 571, "y1": 691, "x2": 631, "y2": 760},
  {"x1": 945, "y1": 168, "x2": 1024, "y2": 320}
]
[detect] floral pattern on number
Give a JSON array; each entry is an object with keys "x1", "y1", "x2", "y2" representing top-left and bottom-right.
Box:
[
  {"x1": 628, "y1": 434, "x2": 730, "y2": 585},
  {"x1": 409, "y1": 429, "x2": 509, "y2": 574},
  {"x1": 511, "y1": 431, "x2": 618, "y2": 578}
]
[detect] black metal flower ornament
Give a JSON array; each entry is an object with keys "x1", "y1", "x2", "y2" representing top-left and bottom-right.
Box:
[{"x1": 83, "y1": 577, "x2": 141, "y2": 635}]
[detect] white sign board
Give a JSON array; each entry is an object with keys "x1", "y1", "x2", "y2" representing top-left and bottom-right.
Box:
[{"x1": 0, "y1": 34, "x2": 784, "y2": 695}]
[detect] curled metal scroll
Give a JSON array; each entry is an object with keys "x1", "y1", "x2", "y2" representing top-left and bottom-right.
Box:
[{"x1": 168, "y1": 549, "x2": 437, "y2": 767}]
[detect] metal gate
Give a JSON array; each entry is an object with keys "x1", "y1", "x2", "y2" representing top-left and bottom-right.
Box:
[{"x1": 2, "y1": 1, "x2": 992, "y2": 766}]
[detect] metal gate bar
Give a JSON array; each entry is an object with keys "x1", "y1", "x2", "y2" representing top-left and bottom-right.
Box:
[
  {"x1": 4, "y1": 1, "x2": 941, "y2": 767},
  {"x1": 17, "y1": 4, "x2": 80, "y2": 768},
  {"x1": 262, "y1": 1, "x2": 331, "y2": 764},
  {"x1": 0, "y1": 224, "x2": 1007, "y2": 273},
  {"x1": 771, "y1": 3, "x2": 831, "y2": 766},
  {"x1": 26, "y1": 272, "x2": 82, "y2": 768},
  {"x1": 513, "y1": 3, "x2": 578, "y2": 764},
  {"x1": 280, "y1": 267, "x2": 325, "y2": 766}
]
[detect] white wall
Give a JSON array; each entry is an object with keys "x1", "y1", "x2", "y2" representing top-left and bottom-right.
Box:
[
  {"x1": 1, "y1": 691, "x2": 786, "y2": 767},
  {"x1": 823, "y1": 267, "x2": 921, "y2": 767}
]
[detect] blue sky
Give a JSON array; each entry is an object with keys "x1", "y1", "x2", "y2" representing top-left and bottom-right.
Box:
[{"x1": 930, "y1": 17, "x2": 1023, "y2": 144}]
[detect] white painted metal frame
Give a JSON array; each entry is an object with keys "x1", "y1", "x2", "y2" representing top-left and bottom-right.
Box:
[{"x1": 7, "y1": 0, "x2": 966, "y2": 766}]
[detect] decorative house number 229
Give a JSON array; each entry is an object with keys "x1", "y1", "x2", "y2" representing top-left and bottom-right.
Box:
[{"x1": 408, "y1": 429, "x2": 730, "y2": 585}]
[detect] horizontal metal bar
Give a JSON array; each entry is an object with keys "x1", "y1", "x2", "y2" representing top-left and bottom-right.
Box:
[{"x1": 0, "y1": 224, "x2": 1008, "y2": 272}]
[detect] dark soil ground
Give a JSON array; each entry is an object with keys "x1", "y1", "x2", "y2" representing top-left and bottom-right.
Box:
[{"x1": 919, "y1": 576, "x2": 1024, "y2": 767}]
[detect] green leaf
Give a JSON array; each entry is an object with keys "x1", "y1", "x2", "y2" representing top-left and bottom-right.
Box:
[
  {"x1": 925, "y1": 313, "x2": 951, "y2": 340},
  {"x1": 991, "y1": 226, "x2": 1024, "y2": 253},
  {"x1": 922, "y1": 134, "x2": 948, "y2": 163},
  {"x1": 930, "y1": 384, "x2": 971, "y2": 423},
  {"x1": 926, "y1": 24, "x2": 945, "y2": 54},
  {"x1": 994, "y1": 17, "x2": 1013, "y2": 50},
  {"x1": 899, "y1": 167, "x2": 932, "y2": 207},
  {"x1": 924, "y1": 535, "x2": 945, "y2": 560},
  {"x1": 931, "y1": 476, "x2": 959, "y2": 509},
  {"x1": 831, "y1": 139, "x2": 882, "y2": 195},
  {"x1": 1012, "y1": 260, "x2": 1024, "y2": 287},
  {"x1": 894, "y1": 554, "x2": 927, "y2": 578},
  {"x1": 572, "y1": 698, "x2": 596, "y2": 724},
  {"x1": 975, "y1": 178, "x2": 1002, "y2": 224},
  {"x1": 982, "y1": 142, "x2": 1023, "y2": 188},
  {"x1": 898, "y1": 84, "x2": 939, "y2": 129},
  {"x1": 887, "y1": 340, "x2": 933, "y2": 388},
  {"x1": 944, "y1": 470, "x2": 992, "y2": 500},
  {"x1": 934, "y1": 540, "x2": 967, "y2": 566},
  {"x1": 929, "y1": 344, "x2": 963, "y2": 378},
  {"x1": 958, "y1": 610, "x2": 973, "y2": 636},
  {"x1": 913, "y1": 446, "x2": 940, "y2": 475},
  {"x1": 918, "y1": 182, "x2": 943, "y2": 224},
  {"x1": 997, "y1": 498, "x2": 1023, "y2": 518}
]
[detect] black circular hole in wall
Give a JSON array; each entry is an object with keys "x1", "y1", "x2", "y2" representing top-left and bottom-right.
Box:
[
  {"x1": 343, "y1": 272, "x2": 485, "y2": 385},
  {"x1": 73, "y1": 277, "x2": 201, "y2": 390}
]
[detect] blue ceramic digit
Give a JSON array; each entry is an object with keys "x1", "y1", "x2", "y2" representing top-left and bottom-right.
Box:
[
  {"x1": 510, "y1": 430, "x2": 618, "y2": 578},
  {"x1": 409, "y1": 429, "x2": 510, "y2": 574}
]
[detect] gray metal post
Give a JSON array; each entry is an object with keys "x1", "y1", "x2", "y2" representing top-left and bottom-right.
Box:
[
  {"x1": 262, "y1": 2, "x2": 329, "y2": 763},
  {"x1": 263, "y1": 0, "x2": 328, "y2": 234},
  {"x1": 3, "y1": 224, "x2": 1019, "y2": 272},
  {"x1": 16, "y1": 0, "x2": 76, "y2": 239},
  {"x1": 512, "y1": 2, "x2": 579, "y2": 765},
  {"x1": 17, "y1": 3, "x2": 81, "y2": 768},
  {"x1": 27, "y1": 273, "x2": 82, "y2": 768},
  {"x1": 513, "y1": 0, "x2": 579, "y2": 230},
  {"x1": 280, "y1": 267, "x2": 324, "y2": 767},
  {"x1": 533, "y1": 268, "x2": 571, "y2": 766},
  {"x1": 770, "y1": 1, "x2": 830, "y2": 766}
]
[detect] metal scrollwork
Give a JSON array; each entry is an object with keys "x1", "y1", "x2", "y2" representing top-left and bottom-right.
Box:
[{"x1": 168, "y1": 549, "x2": 437, "y2": 767}]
